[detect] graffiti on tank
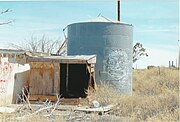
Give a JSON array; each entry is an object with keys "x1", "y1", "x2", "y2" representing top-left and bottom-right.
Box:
[
  {"x1": 106, "y1": 49, "x2": 129, "y2": 84},
  {"x1": 0, "y1": 60, "x2": 14, "y2": 93}
]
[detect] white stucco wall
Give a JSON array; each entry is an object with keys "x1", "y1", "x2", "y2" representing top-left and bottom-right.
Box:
[{"x1": 0, "y1": 56, "x2": 30, "y2": 105}]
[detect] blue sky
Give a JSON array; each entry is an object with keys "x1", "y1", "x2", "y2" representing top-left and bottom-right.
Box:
[{"x1": 0, "y1": 0, "x2": 179, "y2": 68}]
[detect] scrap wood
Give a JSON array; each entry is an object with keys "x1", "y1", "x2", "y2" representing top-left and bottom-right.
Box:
[
  {"x1": 54, "y1": 104, "x2": 113, "y2": 113},
  {"x1": 59, "y1": 98, "x2": 80, "y2": 105},
  {"x1": 74, "y1": 104, "x2": 114, "y2": 112},
  {"x1": 55, "y1": 105, "x2": 77, "y2": 111}
]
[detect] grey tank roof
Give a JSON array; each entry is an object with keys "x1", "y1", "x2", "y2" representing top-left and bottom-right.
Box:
[{"x1": 68, "y1": 16, "x2": 133, "y2": 26}]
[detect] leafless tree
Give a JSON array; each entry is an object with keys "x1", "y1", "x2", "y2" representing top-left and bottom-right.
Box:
[
  {"x1": 0, "y1": 9, "x2": 14, "y2": 25},
  {"x1": 9, "y1": 35, "x2": 66, "y2": 54}
]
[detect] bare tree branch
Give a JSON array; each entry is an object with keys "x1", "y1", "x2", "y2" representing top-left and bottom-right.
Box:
[
  {"x1": 0, "y1": 9, "x2": 12, "y2": 14},
  {"x1": 9, "y1": 35, "x2": 62, "y2": 54},
  {"x1": 9, "y1": 43, "x2": 24, "y2": 50},
  {"x1": 0, "y1": 9, "x2": 14, "y2": 25},
  {"x1": 0, "y1": 20, "x2": 14, "y2": 25}
]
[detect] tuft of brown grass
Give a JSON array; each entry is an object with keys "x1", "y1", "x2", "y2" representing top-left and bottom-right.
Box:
[{"x1": 133, "y1": 67, "x2": 179, "y2": 95}]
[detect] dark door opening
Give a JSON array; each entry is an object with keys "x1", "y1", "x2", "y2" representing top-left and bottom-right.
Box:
[
  {"x1": 60, "y1": 64, "x2": 67, "y2": 97},
  {"x1": 60, "y1": 64, "x2": 90, "y2": 98}
]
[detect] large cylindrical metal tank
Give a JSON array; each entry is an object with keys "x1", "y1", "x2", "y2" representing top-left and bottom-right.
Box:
[{"x1": 67, "y1": 17, "x2": 133, "y2": 94}]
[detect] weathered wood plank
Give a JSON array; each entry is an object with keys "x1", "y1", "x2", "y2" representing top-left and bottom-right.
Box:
[
  {"x1": 27, "y1": 57, "x2": 87, "y2": 64},
  {"x1": 53, "y1": 63, "x2": 60, "y2": 94},
  {"x1": 29, "y1": 95, "x2": 57, "y2": 101},
  {"x1": 75, "y1": 105, "x2": 114, "y2": 112}
]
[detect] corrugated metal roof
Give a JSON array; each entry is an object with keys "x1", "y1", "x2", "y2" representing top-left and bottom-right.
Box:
[
  {"x1": 68, "y1": 16, "x2": 132, "y2": 26},
  {"x1": 26, "y1": 55, "x2": 96, "y2": 64},
  {"x1": 87, "y1": 16, "x2": 119, "y2": 23}
]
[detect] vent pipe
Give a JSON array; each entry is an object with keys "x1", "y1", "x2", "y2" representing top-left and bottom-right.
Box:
[{"x1": 118, "y1": 0, "x2": 120, "y2": 21}]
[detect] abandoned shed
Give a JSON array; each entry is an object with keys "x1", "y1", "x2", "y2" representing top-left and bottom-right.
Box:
[
  {"x1": 0, "y1": 49, "x2": 96, "y2": 105},
  {"x1": 19, "y1": 54, "x2": 96, "y2": 101}
]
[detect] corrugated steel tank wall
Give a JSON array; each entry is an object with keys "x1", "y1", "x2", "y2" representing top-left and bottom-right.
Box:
[{"x1": 67, "y1": 22, "x2": 133, "y2": 95}]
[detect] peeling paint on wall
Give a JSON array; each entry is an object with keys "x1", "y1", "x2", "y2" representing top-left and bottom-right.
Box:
[
  {"x1": 0, "y1": 55, "x2": 30, "y2": 105},
  {"x1": 0, "y1": 61, "x2": 14, "y2": 93}
]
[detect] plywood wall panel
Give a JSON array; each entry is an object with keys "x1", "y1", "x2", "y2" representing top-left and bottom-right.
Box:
[{"x1": 29, "y1": 62, "x2": 56, "y2": 95}]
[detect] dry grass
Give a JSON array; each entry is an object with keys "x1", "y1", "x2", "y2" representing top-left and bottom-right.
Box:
[
  {"x1": 0, "y1": 67, "x2": 179, "y2": 122},
  {"x1": 88, "y1": 67, "x2": 179, "y2": 121}
]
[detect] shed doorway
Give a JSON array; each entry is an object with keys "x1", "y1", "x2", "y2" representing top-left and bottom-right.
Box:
[{"x1": 60, "y1": 64, "x2": 90, "y2": 98}]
